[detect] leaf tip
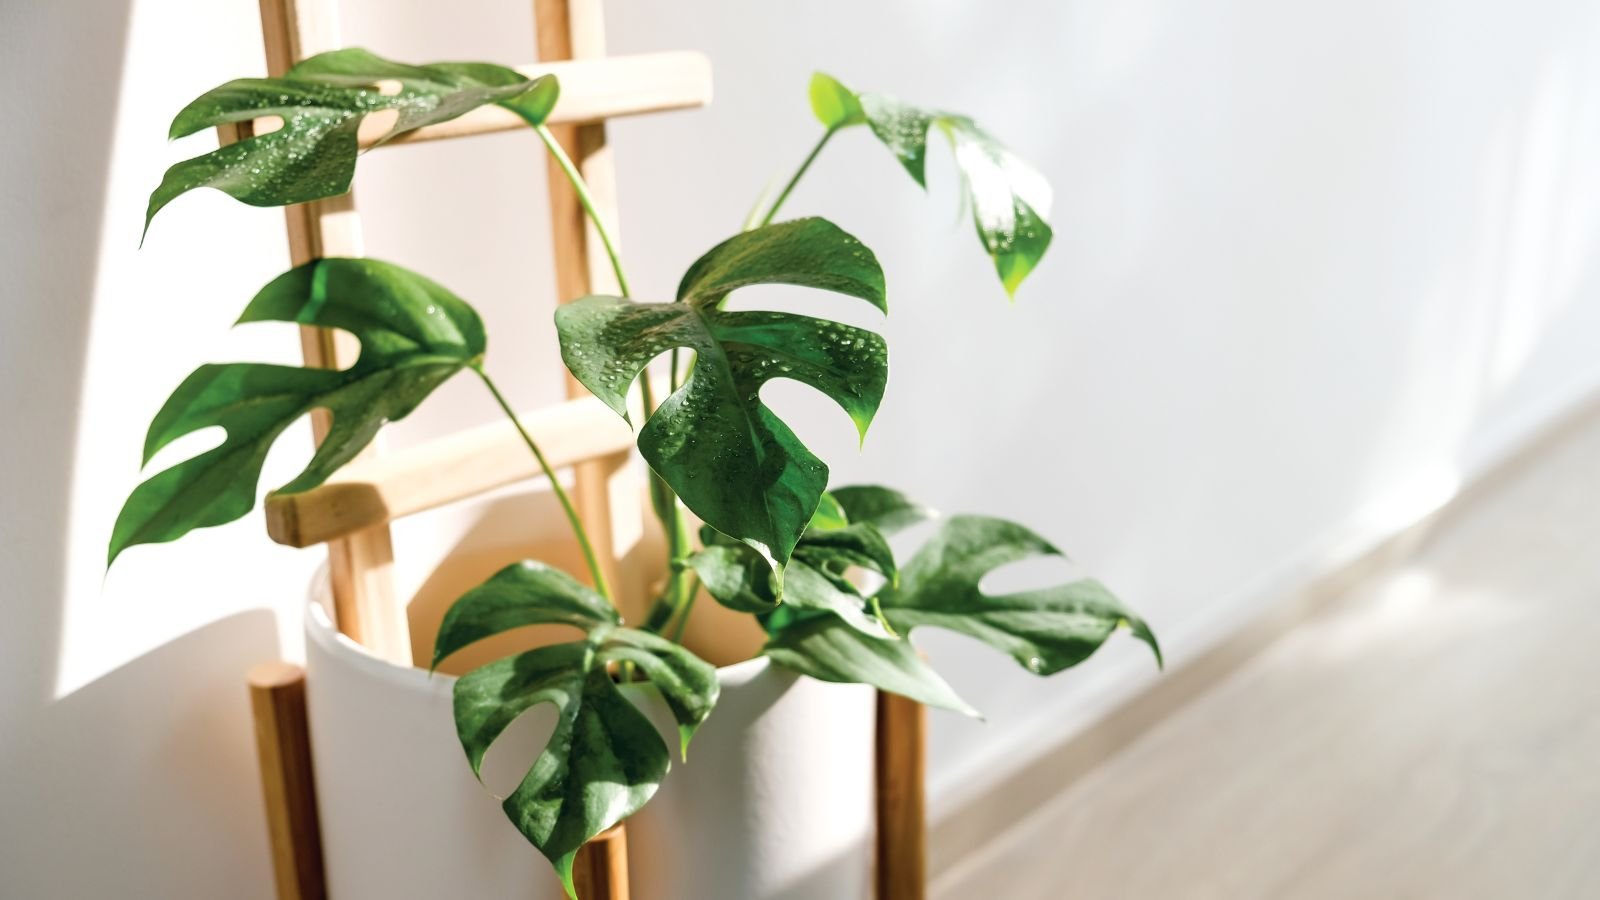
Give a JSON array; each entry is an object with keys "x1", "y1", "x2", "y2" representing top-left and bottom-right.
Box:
[{"x1": 555, "y1": 853, "x2": 579, "y2": 900}]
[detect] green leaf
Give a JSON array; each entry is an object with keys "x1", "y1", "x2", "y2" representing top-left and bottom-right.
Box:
[
  {"x1": 808, "y1": 71, "x2": 865, "y2": 129},
  {"x1": 453, "y1": 620, "x2": 717, "y2": 891},
  {"x1": 795, "y1": 521, "x2": 897, "y2": 584},
  {"x1": 805, "y1": 491, "x2": 850, "y2": 532},
  {"x1": 108, "y1": 258, "x2": 484, "y2": 565},
  {"x1": 689, "y1": 541, "x2": 889, "y2": 638},
  {"x1": 146, "y1": 48, "x2": 559, "y2": 233},
  {"x1": 830, "y1": 484, "x2": 937, "y2": 535},
  {"x1": 684, "y1": 545, "x2": 778, "y2": 614},
  {"x1": 433, "y1": 561, "x2": 620, "y2": 669},
  {"x1": 557, "y1": 218, "x2": 889, "y2": 572},
  {"x1": 763, "y1": 610, "x2": 977, "y2": 716},
  {"x1": 878, "y1": 515, "x2": 1162, "y2": 674},
  {"x1": 820, "y1": 77, "x2": 1054, "y2": 297}
]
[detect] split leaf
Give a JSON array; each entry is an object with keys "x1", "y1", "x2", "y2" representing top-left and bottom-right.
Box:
[
  {"x1": 557, "y1": 218, "x2": 888, "y2": 572},
  {"x1": 878, "y1": 515, "x2": 1162, "y2": 674},
  {"x1": 810, "y1": 73, "x2": 1053, "y2": 297},
  {"x1": 147, "y1": 48, "x2": 559, "y2": 232},
  {"x1": 108, "y1": 258, "x2": 484, "y2": 565},
  {"x1": 442, "y1": 562, "x2": 718, "y2": 899}
]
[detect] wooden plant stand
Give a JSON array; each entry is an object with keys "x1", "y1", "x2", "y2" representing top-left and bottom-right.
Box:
[{"x1": 230, "y1": 1, "x2": 928, "y2": 898}]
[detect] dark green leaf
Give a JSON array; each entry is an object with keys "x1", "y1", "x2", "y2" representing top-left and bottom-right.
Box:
[
  {"x1": 830, "y1": 484, "x2": 936, "y2": 535},
  {"x1": 762, "y1": 611, "x2": 976, "y2": 715},
  {"x1": 454, "y1": 620, "x2": 716, "y2": 898},
  {"x1": 878, "y1": 515, "x2": 1161, "y2": 674},
  {"x1": 808, "y1": 72, "x2": 865, "y2": 129},
  {"x1": 675, "y1": 217, "x2": 887, "y2": 313},
  {"x1": 684, "y1": 545, "x2": 778, "y2": 614},
  {"x1": 557, "y1": 218, "x2": 888, "y2": 572},
  {"x1": 432, "y1": 561, "x2": 619, "y2": 669},
  {"x1": 689, "y1": 541, "x2": 888, "y2": 638},
  {"x1": 794, "y1": 521, "x2": 897, "y2": 584},
  {"x1": 146, "y1": 48, "x2": 558, "y2": 232},
  {"x1": 109, "y1": 258, "x2": 484, "y2": 565},
  {"x1": 819, "y1": 76, "x2": 1054, "y2": 297}
]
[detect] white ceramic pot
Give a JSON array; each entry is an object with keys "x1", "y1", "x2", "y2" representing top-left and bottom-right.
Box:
[{"x1": 304, "y1": 581, "x2": 876, "y2": 900}]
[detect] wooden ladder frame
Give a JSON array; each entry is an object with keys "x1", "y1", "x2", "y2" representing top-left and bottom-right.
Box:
[{"x1": 230, "y1": 1, "x2": 928, "y2": 898}]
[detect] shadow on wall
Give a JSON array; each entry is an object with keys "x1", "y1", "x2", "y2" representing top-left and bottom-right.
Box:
[
  {"x1": 2, "y1": 4, "x2": 279, "y2": 899},
  {"x1": 0, "y1": 612, "x2": 281, "y2": 898}
]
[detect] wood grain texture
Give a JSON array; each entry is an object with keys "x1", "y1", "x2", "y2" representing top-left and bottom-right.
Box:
[
  {"x1": 573, "y1": 825, "x2": 630, "y2": 900},
  {"x1": 933, "y1": 403, "x2": 1600, "y2": 900},
  {"x1": 535, "y1": 0, "x2": 636, "y2": 633},
  {"x1": 877, "y1": 691, "x2": 927, "y2": 900},
  {"x1": 253, "y1": 0, "x2": 408, "y2": 664},
  {"x1": 249, "y1": 663, "x2": 326, "y2": 900},
  {"x1": 264, "y1": 394, "x2": 634, "y2": 548}
]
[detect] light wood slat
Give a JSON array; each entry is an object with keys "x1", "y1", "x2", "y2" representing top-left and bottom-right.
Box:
[
  {"x1": 877, "y1": 691, "x2": 927, "y2": 900},
  {"x1": 264, "y1": 394, "x2": 635, "y2": 549},
  {"x1": 537, "y1": 0, "x2": 636, "y2": 615},
  {"x1": 371, "y1": 52, "x2": 711, "y2": 147},
  {"x1": 249, "y1": 663, "x2": 327, "y2": 900},
  {"x1": 573, "y1": 826, "x2": 630, "y2": 900},
  {"x1": 238, "y1": 51, "x2": 712, "y2": 148},
  {"x1": 255, "y1": 0, "x2": 409, "y2": 664}
]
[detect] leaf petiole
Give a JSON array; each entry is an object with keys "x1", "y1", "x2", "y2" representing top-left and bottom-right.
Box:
[{"x1": 474, "y1": 364, "x2": 612, "y2": 602}]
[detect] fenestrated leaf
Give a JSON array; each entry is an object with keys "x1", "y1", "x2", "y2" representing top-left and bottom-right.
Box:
[
  {"x1": 432, "y1": 561, "x2": 619, "y2": 669},
  {"x1": 762, "y1": 610, "x2": 977, "y2": 716},
  {"x1": 146, "y1": 48, "x2": 559, "y2": 233},
  {"x1": 453, "y1": 622, "x2": 717, "y2": 897},
  {"x1": 108, "y1": 258, "x2": 484, "y2": 565},
  {"x1": 810, "y1": 73, "x2": 1053, "y2": 297},
  {"x1": 830, "y1": 484, "x2": 937, "y2": 535},
  {"x1": 557, "y1": 218, "x2": 888, "y2": 574},
  {"x1": 878, "y1": 515, "x2": 1162, "y2": 674}
]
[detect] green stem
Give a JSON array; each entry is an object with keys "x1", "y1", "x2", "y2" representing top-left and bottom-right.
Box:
[
  {"x1": 534, "y1": 123, "x2": 694, "y2": 633},
  {"x1": 475, "y1": 365, "x2": 612, "y2": 601},
  {"x1": 755, "y1": 126, "x2": 838, "y2": 230},
  {"x1": 666, "y1": 576, "x2": 701, "y2": 644},
  {"x1": 536, "y1": 125, "x2": 632, "y2": 298}
]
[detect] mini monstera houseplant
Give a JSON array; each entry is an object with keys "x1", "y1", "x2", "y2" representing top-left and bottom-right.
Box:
[{"x1": 112, "y1": 50, "x2": 1160, "y2": 899}]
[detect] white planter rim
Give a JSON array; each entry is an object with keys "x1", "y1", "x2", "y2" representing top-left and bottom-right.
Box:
[{"x1": 304, "y1": 576, "x2": 773, "y2": 689}]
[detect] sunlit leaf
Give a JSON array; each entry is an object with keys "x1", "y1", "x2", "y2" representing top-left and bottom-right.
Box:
[
  {"x1": 557, "y1": 218, "x2": 888, "y2": 573},
  {"x1": 146, "y1": 48, "x2": 559, "y2": 232},
  {"x1": 811, "y1": 73, "x2": 1054, "y2": 297},
  {"x1": 109, "y1": 258, "x2": 484, "y2": 565},
  {"x1": 878, "y1": 515, "x2": 1162, "y2": 674},
  {"x1": 762, "y1": 609, "x2": 976, "y2": 715},
  {"x1": 830, "y1": 483, "x2": 937, "y2": 535},
  {"x1": 442, "y1": 562, "x2": 718, "y2": 899}
]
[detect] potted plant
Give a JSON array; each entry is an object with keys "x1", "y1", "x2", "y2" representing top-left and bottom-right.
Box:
[{"x1": 112, "y1": 50, "x2": 1161, "y2": 899}]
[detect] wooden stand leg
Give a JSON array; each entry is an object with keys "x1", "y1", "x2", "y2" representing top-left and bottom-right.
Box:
[
  {"x1": 876, "y1": 691, "x2": 926, "y2": 900},
  {"x1": 250, "y1": 663, "x2": 327, "y2": 900},
  {"x1": 573, "y1": 825, "x2": 629, "y2": 900}
]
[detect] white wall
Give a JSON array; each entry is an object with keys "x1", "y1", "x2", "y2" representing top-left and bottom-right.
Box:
[{"x1": 4, "y1": 0, "x2": 1600, "y2": 896}]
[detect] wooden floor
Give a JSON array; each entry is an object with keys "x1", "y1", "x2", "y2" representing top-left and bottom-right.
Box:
[{"x1": 936, "y1": 411, "x2": 1600, "y2": 900}]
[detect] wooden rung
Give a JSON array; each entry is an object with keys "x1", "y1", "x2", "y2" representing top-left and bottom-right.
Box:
[
  {"x1": 250, "y1": 662, "x2": 326, "y2": 900},
  {"x1": 237, "y1": 51, "x2": 711, "y2": 149},
  {"x1": 265, "y1": 393, "x2": 634, "y2": 548}
]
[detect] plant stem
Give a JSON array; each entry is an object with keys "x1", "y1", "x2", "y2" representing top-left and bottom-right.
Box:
[
  {"x1": 534, "y1": 123, "x2": 694, "y2": 632},
  {"x1": 535, "y1": 125, "x2": 632, "y2": 298},
  {"x1": 475, "y1": 365, "x2": 612, "y2": 601},
  {"x1": 755, "y1": 126, "x2": 838, "y2": 229}
]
